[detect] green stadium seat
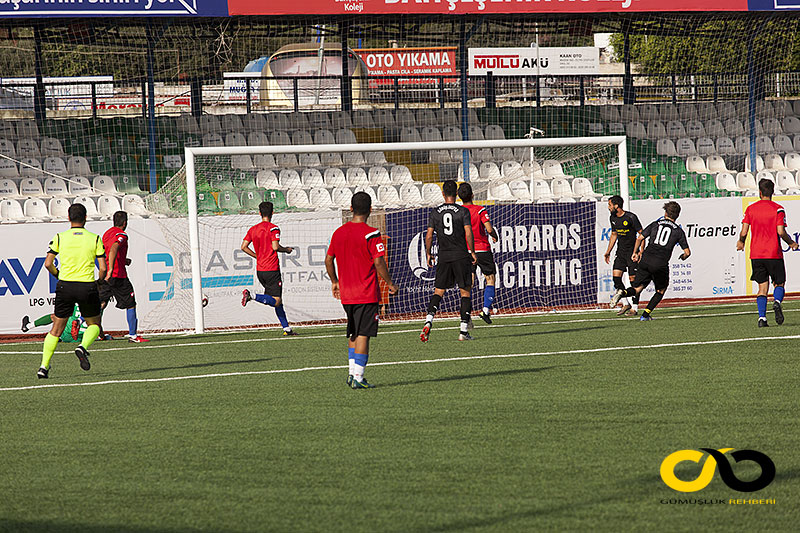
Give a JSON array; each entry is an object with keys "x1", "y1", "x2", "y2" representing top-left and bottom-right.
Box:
[
  {"x1": 114, "y1": 154, "x2": 140, "y2": 175},
  {"x1": 645, "y1": 157, "x2": 668, "y2": 176},
  {"x1": 232, "y1": 170, "x2": 259, "y2": 190},
  {"x1": 206, "y1": 172, "x2": 234, "y2": 191},
  {"x1": 218, "y1": 191, "x2": 242, "y2": 214},
  {"x1": 665, "y1": 156, "x2": 687, "y2": 175},
  {"x1": 263, "y1": 189, "x2": 288, "y2": 211},
  {"x1": 115, "y1": 175, "x2": 143, "y2": 195},
  {"x1": 696, "y1": 173, "x2": 727, "y2": 198},
  {"x1": 197, "y1": 192, "x2": 218, "y2": 214},
  {"x1": 240, "y1": 190, "x2": 264, "y2": 212},
  {"x1": 593, "y1": 175, "x2": 618, "y2": 197},
  {"x1": 632, "y1": 175, "x2": 658, "y2": 200},
  {"x1": 110, "y1": 136, "x2": 136, "y2": 155},
  {"x1": 675, "y1": 174, "x2": 699, "y2": 197},
  {"x1": 85, "y1": 135, "x2": 111, "y2": 156},
  {"x1": 89, "y1": 154, "x2": 115, "y2": 175},
  {"x1": 656, "y1": 174, "x2": 679, "y2": 199}
]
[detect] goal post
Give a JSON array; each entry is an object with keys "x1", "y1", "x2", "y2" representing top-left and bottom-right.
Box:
[{"x1": 172, "y1": 135, "x2": 628, "y2": 334}]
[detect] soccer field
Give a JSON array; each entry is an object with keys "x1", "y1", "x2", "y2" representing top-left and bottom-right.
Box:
[{"x1": 1, "y1": 302, "x2": 797, "y2": 533}]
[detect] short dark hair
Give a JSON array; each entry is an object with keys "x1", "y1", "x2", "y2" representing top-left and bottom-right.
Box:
[
  {"x1": 113, "y1": 210, "x2": 128, "y2": 227},
  {"x1": 759, "y1": 178, "x2": 775, "y2": 198},
  {"x1": 68, "y1": 203, "x2": 87, "y2": 223},
  {"x1": 663, "y1": 201, "x2": 681, "y2": 220},
  {"x1": 259, "y1": 201, "x2": 274, "y2": 218},
  {"x1": 609, "y1": 195, "x2": 624, "y2": 209},
  {"x1": 351, "y1": 191, "x2": 371, "y2": 216},
  {"x1": 457, "y1": 182, "x2": 473, "y2": 202},
  {"x1": 442, "y1": 180, "x2": 458, "y2": 198}
]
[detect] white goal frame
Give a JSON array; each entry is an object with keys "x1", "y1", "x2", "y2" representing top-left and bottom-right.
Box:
[{"x1": 184, "y1": 135, "x2": 628, "y2": 333}]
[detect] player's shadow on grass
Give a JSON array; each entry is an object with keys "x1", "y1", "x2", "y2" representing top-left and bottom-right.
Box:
[
  {"x1": 487, "y1": 325, "x2": 606, "y2": 339},
  {"x1": 381, "y1": 364, "x2": 571, "y2": 388},
  {"x1": 90, "y1": 357, "x2": 275, "y2": 378}
]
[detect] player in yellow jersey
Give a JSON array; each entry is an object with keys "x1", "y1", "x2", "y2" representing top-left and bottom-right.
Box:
[{"x1": 37, "y1": 203, "x2": 107, "y2": 379}]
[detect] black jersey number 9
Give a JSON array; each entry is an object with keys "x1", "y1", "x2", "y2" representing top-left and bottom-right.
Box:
[{"x1": 443, "y1": 213, "x2": 454, "y2": 235}]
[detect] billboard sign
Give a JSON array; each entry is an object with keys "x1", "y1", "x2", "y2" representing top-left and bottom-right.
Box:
[
  {"x1": 353, "y1": 47, "x2": 458, "y2": 86},
  {"x1": 468, "y1": 47, "x2": 600, "y2": 76},
  {"x1": 0, "y1": 0, "x2": 228, "y2": 17}
]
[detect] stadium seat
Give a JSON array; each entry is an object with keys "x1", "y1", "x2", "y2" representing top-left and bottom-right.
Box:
[
  {"x1": 695, "y1": 137, "x2": 715, "y2": 156},
  {"x1": 301, "y1": 168, "x2": 325, "y2": 188},
  {"x1": 773, "y1": 100, "x2": 792, "y2": 118},
  {"x1": 773, "y1": 134, "x2": 793, "y2": 154},
  {"x1": 531, "y1": 180, "x2": 554, "y2": 201},
  {"x1": 96, "y1": 195, "x2": 123, "y2": 218},
  {"x1": 484, "y1": 125, "x2": 506, "y2": 141},
  {"x1": 762, "y1": 118, "x2": 783, "y2": 136},
  {"x1": 436, "y1": 109, "x2": 459, "y2": 127},
  {"x1": 734, "y1": 136, "x2": 750, "y2": 155},
  {"x1": 308, "y1": 112, "x2": 333, "y2": 130},
  {"x1": 23, "y1": 198, "x2": 49, "y2": 221},
  {"x1": 784, "y1": 152, "x2": 800, "y2": 171},
  {"x1": 399, "y1": 127, "x2": 422, "y2": 144},
  {"x1": 666, "y1": 121, "x2": 686, "y2": 138},
  {"x1": 176, "y1": 115, "x2": 201, "y2": 135},
  {"x1": 399, "y1": 183, "x2": 423, "y2": 206},
  {"x1": 470, "y1": 148, "x2": 492, "y2": 163},
  {"x1": 40, "y1": 137, "x2": 65, "y2": 157},
  {"x1": 675, "y1": 138, "x2": 697, "y2": 157},
  {"x1": 508, "y1": 180, "x2": 532, "y2": 203},
  {"x1": 0, "y1": 158, "x2": 18, "y2": 179},
  {"x1": 522, "y1": 160, "x2": 544, "y2": 179},
  {"x1": 551, "y1": 178, "x2": 576, "y2": 198},
  {"x1": 765, "y1": 153, "x2": 786, "y2": 171},
  {"x1": 501, "y1": 161, "x2": 526, "y2": 180},
  {"x1": 599, "y1": 105, "x2": 620, "y2": 122},
  {"x1": 368, "y1": 166, "x2": 391, "y2": 186},
  {"x1": 686, "y1": 156, "x2": 709, "y2": 174},
  {"x1": 756, "y1": 100, "x2": 775, "y2": 118},
  {"x1": 218, "y1": 190, "x2": 243, "y2": 213},
  {"x1": 43, "y1": 176, "x2": 69, "y2": 197},
  {"x1": 365, "y1": 151, "x2": 388, "y2": 165},
  {"x1": 68, "y1": 176, "x2": 94, "y2": 196},
  {"x1": 639, "y1": 104, "x2": 660, "y2": 121},
  {"x1": 714, "y1": 172, "x2": 741, "y2": 192},
  {"x1": 266, "y1": 113, "x2": 293, "y2": 131},
  {"x1": 346, "y1": 167, "x2": 369, "y2": 187},
  {"x1": 308, "y1": 187, "x2": 334, "y2": 208},
  {"x1": 736, "y1": 172, "x2": 758, "y2": 192},
  {"x1": 706, "y1": 155, "x2": 731, "y2": 174},
  {"x1": 705, "y1": 119, "x2": 725, "y2": 137},
  {"x1": 542, "y1": 160, "x2": 566, "y2": 178},
  {"x1": 221, "y1": 115, "x2": 244, "y2": 133},
  {"x1": 279, "y1": 169, "x2": 302, "y2": 189},
  {"x1": 373, "y1": 109, "x2": 396, "y2": 129},
  {"x1": 656, "y1": 139, "x2": 678, "y2": 157},
  {"x1": 678, "y1": 103, "x2": 698, "y2": 121},
  {"x1": 626, "y1": 122, "x2": 647, "y2": 139},
  {"x1": 247, "y1": 132, "x2": 270, "y2": 147},
  {"x1": 16, "y1": 119, "x2": 39, "y2": 139},
  {"x1": 196, "y1": 192, "x2": 218, "y2": 214},
  {"x1": 782, "y1": 116, "x2": 800, "y2": 134},
  {"x1": 16, "y1": 138, "x2": 41, "y2": 158},
  {"x1": 298, "y1": 153, "x2": 322, "y2": 167},
  {"x1": 313, "y1": 129, "x2": 336, "y2": 146},
  {"x1": 377, "y1": 185, "x2": 402, "y2": 207},
  {"x1": 73, "y1": 196, "x2": 100, "y2": 219},
  {"x1": 323, "y1": 168, "x2": 347, "y2": 188},
  {"x1": 241, "y1": 113, "x2": 266, "y2": 132},
  {"x1": 352, "y1": 110, "x2": 375, "y2": 129},
  {"x1": 66, "y1": 156, "x2": 93, "y2": 177},
  {"x1": 467, "y1": 124, "x2": 485, "y2": 141},
  {"x1": 231, "y1": 155, "x2": 256, "y2": 170},
  {"x1": 320, "y1": 152, "x2": 344, "y2": 167},
  {"x1": 199, "y1": 115, "x2": 223, "y2": 135},
  {"x1": 254, "y1": 154, "x2": 278, "y2": 169},
  {"x1": 607, "y1": 123, "x2": 624, "y2": 135},
  {"x1": 0, "y1": 178, "x2": 19, "y2": 198},
  {"x1": 202, "y1": 133, "x2": 224, "y2": 147},
  {"x1": 715, "y1": 137, "x2": 736, "y2": 156},
  {"x1": 697, "y1": 103, "x2": 716, "y2": 121},
  {"x1": 0, "y1": 138, "x2": 16, "y2": 158},
  {"x1": 776, "y1": 170, "x2": 800, "y2": 193},
  {"x1": 745, "y1": 155, "x2": 765, "y2": 172},
  {"x1": 270, "y1": 131, "x2": 291, "y2": 146},
  {"x1": 457, "y1": 163, "x2": 479, "y2": 182},
  {"x1": 292, "y1": 130, "x2": 314, "y2": 145},
  {"x1": 122, "y1": 194, "x2": 151, "y2": 217},
  {"x1": 343, "y1": 151, "x2": 366, "y2": 166},
  {"x1": 572, "y1": 177, "x2": 601, "y2": 199},
  {"x1": 0, "y1": 123, "x2": 15, "y2": 140},
  {"x1": 421, "y1": 183, "x2": 442, "y2": 205},
  {"x1": 493, "y1": 147, "x2": 514, "y2": 162},
  {"x1": 685, "y1": 120, "x2": 705, "y2": 138},
  {"x1": 479, "y1": 162, "x2": 501, "y2": 181},
  {"x1": 0, "y1": 198, "x2": 25, "y2": 223},
  {"x1": 755, "y1": 135, "x2": 774, "y2": 154},
  {"x1": 619, "y1": 104, "x2": 639, "y2": 122},
  {"x1": 225, "y1": 132, "x2": 247, "y2": 147},
  {"x1": 646, "y1": 121, "x2": 667, "y2": 139},
  {"x1": 275, "y1": 153, "x2": 299, "y2": 168},
  {"x1": 258, "y1": 172, "x2": 284, "y2": 193},
  {"x1": 354, "y1": 185, "x2": 379, "y2": 207},
  {"x1": 724, "y1": 119, "x2": 745, "y2": 137},
  {"x1": 18, "y1": 177, "x2": 43, "y2": 197},
  {"x1": 588, "y1": 123, "x2": 604, "y2": 136},
  {"x1": 331, "y1": 187, "x2": 353, "y2": 208},
  {"x1": 395, "y1": 109, "x2": 416, "y2": 128},
  {"x1": 415, "y1": 109, "x2": 436, "y2": 128}
]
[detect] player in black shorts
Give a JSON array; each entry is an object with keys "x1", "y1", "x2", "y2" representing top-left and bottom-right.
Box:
[
  {"x1": 610, "y1": 201, "x2": 691, "y2": 321},
  {"x1": 420, "y1": 180, "x2": 478, "y2": 342},
  {"x1": 604, "y1": 195, "x2": 643, "y2": 316}
]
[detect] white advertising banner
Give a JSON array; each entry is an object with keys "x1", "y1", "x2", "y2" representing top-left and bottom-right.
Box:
[
  {"x1": 596, "y1": 197, "x2": 749, "y2": 303},
  {"x1": 0, "y1": 210, "x2": 344, "y2": 336},
  {"x1": 222, "y1": 72, "x2": 262, "y2": 103},
  {"x1": 468, "y1": 47, "x2": 600, "y2": 76}
]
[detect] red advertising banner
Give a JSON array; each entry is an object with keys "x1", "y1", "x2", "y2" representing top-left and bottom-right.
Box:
[
  {"x1": 228, "y1": 0, "x2": 747, "y2": 16},
  {"x1": 354, "y1": 47, "x2": 458, "y2": 86}
]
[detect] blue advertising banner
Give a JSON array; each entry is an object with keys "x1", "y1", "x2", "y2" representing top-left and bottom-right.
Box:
[
  {"x1": 385, "y1": 202, "x2": 597, "y2": 317},
  {"x1": 0, "y1": 0, "x2": 228, "y2": 17},
  {"x1": 748, "y1": 0, "x2": 800, "y2": 10}
]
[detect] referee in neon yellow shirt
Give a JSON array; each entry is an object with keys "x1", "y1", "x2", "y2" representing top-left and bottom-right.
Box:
[{"x1": 38, "y1": 203, "x2": 107, "y2": 379}]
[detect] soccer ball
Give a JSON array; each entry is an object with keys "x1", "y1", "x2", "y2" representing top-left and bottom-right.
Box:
[{"x1": 202, "y1": 295, "x2": 209, "y2": 308}]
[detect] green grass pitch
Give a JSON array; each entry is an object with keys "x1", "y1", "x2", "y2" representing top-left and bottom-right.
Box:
[{"x1": 0, "y1": 302, "x2": 797, "y2": 532}]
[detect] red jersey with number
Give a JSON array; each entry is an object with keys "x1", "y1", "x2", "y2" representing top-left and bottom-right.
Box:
[
  {"x1": 327, "y1": 222, "x2": 386, "y2": 305},
  {"x1": 464, "y1": 204, "x2": 491, "y2": 252},
  {"x1": 743, "y1": 199, "x2": 787, "y2": 259},
  {"x1": 103, "y1": 226, "x2": 128, "y2": 278},
  {"x1": 245, "y1": 221, "x2": 281, "y2": 271}
]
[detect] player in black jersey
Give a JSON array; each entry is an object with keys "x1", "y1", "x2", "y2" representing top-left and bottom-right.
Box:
[
  {"x1": 610, "y1": 201, "x2": 691, "y2": 321},
  {"x1": 604, "y1": 195, "x2": 643, "y2": 316},
  {"x1": 420, "y1": 180, "x2": 478, "y2": 342}
]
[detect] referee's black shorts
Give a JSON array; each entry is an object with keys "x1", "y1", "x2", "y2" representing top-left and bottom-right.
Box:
[
  {"x1": 54, "y1": 280, "x2": 101, "y2": 319},
  {"x1": 633, "y1": 261, "x2": 670, "y2": 292},
  {"x1": 612, "y1": 253, "x2": 638, "y2": 277},
  {"x1": 472, "y1": 251, "x2": 496, "y2": 276},
  {"x1": 343, "y1": 302, "x2": 379, "y2": 341},
  {"x1": 751, "y1": 258, "x2": 786, "y2": 285},
  {"x1": 257, "y1": 270, "x2": 283, "y2": 298},
  {"x1": 435, "y1": 257, "x2": 473, "y2": 290},
  {"x1": 98, "y1": 277, "x2": 137, "y2": 309}
]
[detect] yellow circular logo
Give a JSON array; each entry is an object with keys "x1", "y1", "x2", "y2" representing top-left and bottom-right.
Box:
[
  {"x1": 660, "y1": 448, "x2": 733, "y2": 492},
  {"x1": 623, "y1": 221, "x2": 628, "y2": 226}
]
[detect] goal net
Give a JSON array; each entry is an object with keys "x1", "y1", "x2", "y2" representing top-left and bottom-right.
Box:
[{"x1": 140, "y1": 135, "x2": 627, "y2": 334}]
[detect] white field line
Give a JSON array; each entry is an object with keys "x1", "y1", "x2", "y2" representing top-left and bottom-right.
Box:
[
  {"x1": 0, "y1": 307, "x2": 791, "y2": 356},
  {"x1": 2, "y1": 333, "x2": 799, "y2": 392}
]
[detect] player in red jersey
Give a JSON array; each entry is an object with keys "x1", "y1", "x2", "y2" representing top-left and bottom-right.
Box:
[
  {"x1": 325, "y1": 191, "x2": 398, "y2": 389},
  {"x1": 99, "y1": 211, "x2": 148, "y2": 342},
  {"x1": 737, "y1": 179, "x2": 798, "y2": 327},
  {"x1": 457, "y1": 182, "x2": 498, "y2": 324},
  {"x1": 241, "y1": 201, "x2": 297, "y2": 335}
]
